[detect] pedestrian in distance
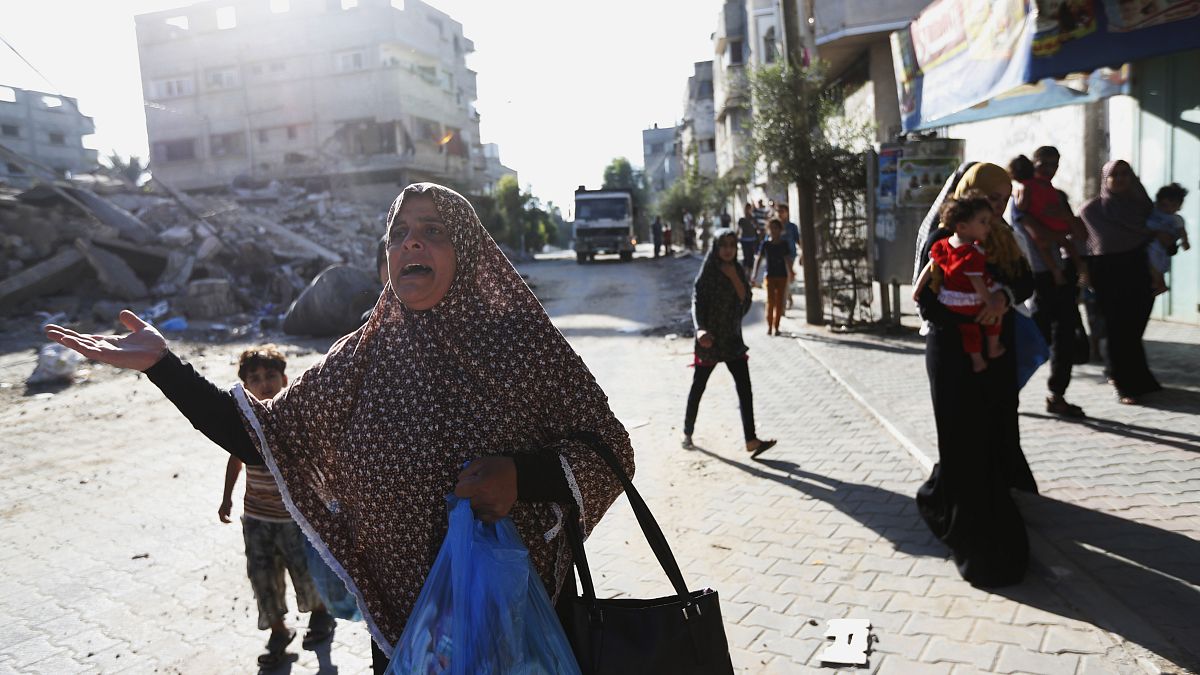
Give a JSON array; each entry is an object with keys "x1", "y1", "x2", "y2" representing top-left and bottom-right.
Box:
[
  {"x1": 1146, "y1": 182, "x2": 1190, "y2": 296},
  {"x1": 699, "y1": 211, "x2": 714, "y2": 254},
  {"x1": 45, "y1": 183, "x2": 636, "y2": 675},
  {"x1": 751, "y1": 219, "x2": 794, "y2": 336},
  {"x1": 1079, "y1": 160, "x2": 1167, "y2": 404},
  {"x1": 663, "y1": 219, "x2": 674, "y2": 255},
  {"x1": 913, "y1": 161, "x2": 1038, "y2": 589},
  {"x1": 682, "y1": 228, "x2": 777, "y2": 458},
  {"x1": 652, "y1": 216, "x2": 664, "y2": 259},
  {"x1": 737, "y1": 203, "x2": 758, "y2": 272},
  {"x1": 913, "y1": 195, "x2": 1006, "y2": 373},
  {"x1": 683, "y1": 209, "x2": 697, "y2": 252},
  {"x1": 775, "y1": 203, "x2": 801, "y2": 310},
  {"x1": 219, "y1": 345, "x2": 335, "y2": 667}
]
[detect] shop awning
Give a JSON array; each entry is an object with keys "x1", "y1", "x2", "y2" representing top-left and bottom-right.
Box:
[{"x1": 891, "y1": 0, "x2": 1200, "y2": 131}]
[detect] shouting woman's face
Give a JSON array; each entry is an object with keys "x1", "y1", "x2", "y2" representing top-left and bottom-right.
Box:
[{"x1": 386, "y1": 193, "x2": 458, "y2": 310}]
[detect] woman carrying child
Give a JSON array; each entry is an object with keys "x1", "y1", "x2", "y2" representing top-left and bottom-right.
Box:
[
  {"x1": 1146, "y1": 182, "x2": 1190, "y2": 296},
  {"x1": 1079, "y1": 160, "x2": 1167, "y2": 403},
  {"x1": 912, "y1": 162, "x2": 1037, "y2": 588},
  {"x1": 914, "y1": 196, "x2": 1005, "y2": 373},
  {"x1": 682, "y1": 228, "x2": 776, "y2": 457},
  {"x1": 752, "y1": 218, "x2": 794, "y2": 336}
]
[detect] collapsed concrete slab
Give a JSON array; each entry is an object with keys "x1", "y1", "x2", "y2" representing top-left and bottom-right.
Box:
[
  {"x1": 75, "y1": 239, "x2": 149, "y2": 300},
  {"x1": 0, "y1": 248, "x2": 88, "y2": 309},
  {"x1": 177, "y1": 278, "x2": 239, "y2": 319}
]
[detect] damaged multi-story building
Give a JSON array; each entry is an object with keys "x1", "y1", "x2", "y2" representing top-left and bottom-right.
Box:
[
  {"x1": 134, "y1": 0, "x2": 512, "y2": 199},
  {"x1": 0, "y1": 86, "x2": 98, "y2": 187}
]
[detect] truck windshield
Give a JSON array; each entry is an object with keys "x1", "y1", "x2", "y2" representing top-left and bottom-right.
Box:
[{"x1": 576, "y1": 198, "x2": 628, "y2": 221}]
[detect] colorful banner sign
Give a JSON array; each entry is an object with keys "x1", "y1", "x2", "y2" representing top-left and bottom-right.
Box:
[
  {"x1": 892, "y1": 0, "x2": 1200, "y2": 130},
  {"x1": 892, "y1": 0, "x2": 1037, "y2": 132}
]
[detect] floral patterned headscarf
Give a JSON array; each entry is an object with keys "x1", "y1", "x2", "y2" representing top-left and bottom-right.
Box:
[{"x1": 234, "y1": 183, "x2": 634, "y2": 655}]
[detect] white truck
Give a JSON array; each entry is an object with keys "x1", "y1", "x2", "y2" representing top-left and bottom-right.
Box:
[{"x1": 573, "y1": 186, "x2": 636, "y2": 263}]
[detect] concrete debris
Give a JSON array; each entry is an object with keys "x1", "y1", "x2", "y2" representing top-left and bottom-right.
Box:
[
  {"x1": 75, "y1": 239, "x2": 149, "y2": 300},
  {"x1": 0, "y1": 249, "x2": 87, "y2": 309},
  {"x1": 1, "y1": 167, "x2": 388, "y2": 330},
  {"x1": 157, "y1": 225, "x2": 195, "y2": 248},
  {"x1": 177, "y1": 278, "x2": 239, "y2": 320}
]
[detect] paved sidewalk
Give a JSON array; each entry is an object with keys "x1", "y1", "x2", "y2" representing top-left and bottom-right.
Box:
[{"x1": 777, "y1": 292, "x2": 1200, "y2": 673}]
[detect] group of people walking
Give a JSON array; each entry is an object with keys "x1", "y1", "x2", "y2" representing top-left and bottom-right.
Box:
[{"x1": 914, "y1": 149, "x2": 1189, "y2": 586}]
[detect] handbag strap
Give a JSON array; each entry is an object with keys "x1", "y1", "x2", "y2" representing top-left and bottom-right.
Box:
[{"x1": 566, "y1": 431, "x2": 695, "y2": 609}]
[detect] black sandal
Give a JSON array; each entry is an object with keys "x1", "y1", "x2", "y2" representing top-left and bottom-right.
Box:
[
  {"x1": 258, "y1": 628, "x2": 296, "y2": 666},
  {"x1": 747, "y1": 439, "x2": 777, "y2": 459},
  {"x1": 1046, "y1": 396, "x2": 1085, "y2": 418}
]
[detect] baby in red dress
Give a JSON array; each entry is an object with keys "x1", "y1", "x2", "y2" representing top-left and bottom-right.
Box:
[{"x1": 914, "y1": 195, "x2": 1006, "y2": 372}]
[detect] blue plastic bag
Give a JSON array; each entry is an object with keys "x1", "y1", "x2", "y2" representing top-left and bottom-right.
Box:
[
  {"x1": 302, "y1": 538, "x2": 362, "y2": 621},
  {"x1": 1014, "y1": 311, "x2": 1049, "y2": 390},
  {"x1": 387, "y1": 496, "x2": 581, "y2": 675}
]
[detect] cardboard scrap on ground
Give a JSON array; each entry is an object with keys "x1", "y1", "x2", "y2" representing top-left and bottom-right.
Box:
[{"x1": 819, "y1": 618, "x2": 872, "y2": 666}]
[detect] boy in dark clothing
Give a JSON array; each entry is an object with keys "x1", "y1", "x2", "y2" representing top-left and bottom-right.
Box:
[
  {"x1": 737, "y1": 202, "x2": 758, "y2": 271},
  {"x1": 752, "y1": 219, "x2": 794, "y2": 335}
]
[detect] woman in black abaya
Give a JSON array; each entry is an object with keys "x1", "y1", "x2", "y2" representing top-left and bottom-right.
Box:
[{"x1": 912, "y1": 162, "x2": 1037, "y2": 588}]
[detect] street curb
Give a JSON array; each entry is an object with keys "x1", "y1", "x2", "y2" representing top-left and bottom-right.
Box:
[{"x1": 779, "y1": 313, "x2": 1186, "y2": 675}]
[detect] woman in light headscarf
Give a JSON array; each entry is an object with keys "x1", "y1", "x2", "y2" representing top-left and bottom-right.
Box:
[
  {"x1": 912, "y1": 162, "x2": 1036, "y2": 588},
  {"x1": 46, "y1": 183, "x2": 635, "y2": 673},
  {"x1": 1079, "y1": 160, "x2": 1163, "y2": 403},
  {"x1": 681, "y1": 228, "x2": 776, "y2": 457}
]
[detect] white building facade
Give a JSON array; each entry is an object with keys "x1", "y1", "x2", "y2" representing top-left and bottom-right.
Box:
[
  {"x1": 135, "y1": 0, "x2": 494, "y2": 195},
  {"x1": 0, "y1": 86, "x2": 97, "y2": 187}
]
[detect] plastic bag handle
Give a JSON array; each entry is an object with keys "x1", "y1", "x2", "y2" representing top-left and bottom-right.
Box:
[{"x1": 565, "y1": 431, "x2": 694, "y2": 607}]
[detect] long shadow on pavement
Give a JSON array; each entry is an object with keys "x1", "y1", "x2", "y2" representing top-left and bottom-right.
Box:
[
  {"x1": 790, "y1": 332, "x2": 926, "y2": 356},
  {"x1": 1013, "y1": 491, "x2": 1200, "y2": 671},
  {"x1": 691, "y1": 447, "x2": 945, "y2": 558},
  {"x1": 1021, "y1": 411, "x2": 1200, "y2": 453},
  {"x1": 694, "y1": 448, "x2": 1200, "y2": 671}
]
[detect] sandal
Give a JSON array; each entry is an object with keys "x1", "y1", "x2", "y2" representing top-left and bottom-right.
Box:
[
  {"x1": 258, "y1": 628, "x2": 296, "y2": 666},
  {"x1": 1045, "y1": 396, "x2": 1085, "y2": 418},
  {"x1": 747, "y1": 439, "x2": 777, "y2": 459},
  {"x1": 302, "y1": 611, "x2": 336, "y2": 649}
]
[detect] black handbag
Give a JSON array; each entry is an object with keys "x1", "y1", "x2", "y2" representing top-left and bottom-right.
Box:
[{"x1": 561, "y1": 432, "x2": 734, "y2": 675}]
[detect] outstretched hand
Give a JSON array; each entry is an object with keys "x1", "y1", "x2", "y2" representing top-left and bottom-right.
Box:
[
  {"x1": 454, "y1": 456, "x2": 517, "y2": 524},
  {"x1": 44, "y1": 310, "x2": 168, "y2": 372}
]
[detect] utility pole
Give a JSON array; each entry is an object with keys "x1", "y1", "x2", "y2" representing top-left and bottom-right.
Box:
[{"x1": 777, "y1": 0, "x2": 824, "y2": 324}]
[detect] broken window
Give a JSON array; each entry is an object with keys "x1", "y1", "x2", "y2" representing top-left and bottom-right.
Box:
[
  {"x1": 1, "y1": 124, "x2": 18, "y2": 137},
  {"x1": 210, "y1": 131, "x2": 245, "y2": 157},
  {"x1": 701, "y1": 138, "x2": 716, "y2": 152},
  {"x1": 152, "y1": 77, "x2": 194, "y2": 99},
  {"x1": 335, "y1": 50, "x2": 366, "y2": 72},
  {"x1": 206, "y1": 67, "x2": 240, "y2": 90},
  {"x1": 5, "y1": 162, "x2": 25, "y2": 175},
  {"x1": 413, "y1": 117, "x2": 440, "y2": 145},
  {"x1": 41, "y1": 95, "x2": 63, "y2": 109},
  {"x1": 216, "y1": 6, "x2": 237, "y2": 30},
  {"x1": 333, "y1": 119, "x2": 396, "y2": 156},
  {"x1": 443, "y1": 126, "x2": 467, "y2": 157},
  {"x1": 762, "y1": 27, "x2": 778, "y2": 64},
  {"x1": 154, "y1": 139, "x2": 197, "y2": 162},
  {"x1": 48, "y1": 132, "x2": 66, "y2": 146},
  {"x1": 0, "y1": 86, "x2": 17, "y2": 103},
  {"x1": 726, "y1": 40, "x2": 744, "y2": 67},
  {"x1": 270, "y1": 0, "x2": 290, "y2": 13}
]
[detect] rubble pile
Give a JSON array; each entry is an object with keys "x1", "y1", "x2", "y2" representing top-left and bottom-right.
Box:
[{"x1": 0, "y1": 179, "x2": 389, "y2": 335}]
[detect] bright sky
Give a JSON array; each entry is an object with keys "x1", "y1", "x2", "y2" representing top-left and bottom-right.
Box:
[{"x1": 1, "y1": 0, "x2": 722, "y2": 208}]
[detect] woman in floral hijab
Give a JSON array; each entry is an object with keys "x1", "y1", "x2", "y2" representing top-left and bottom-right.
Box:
[{"x1": 46, "y1": 183, "x2": 635, "y2": 671}]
